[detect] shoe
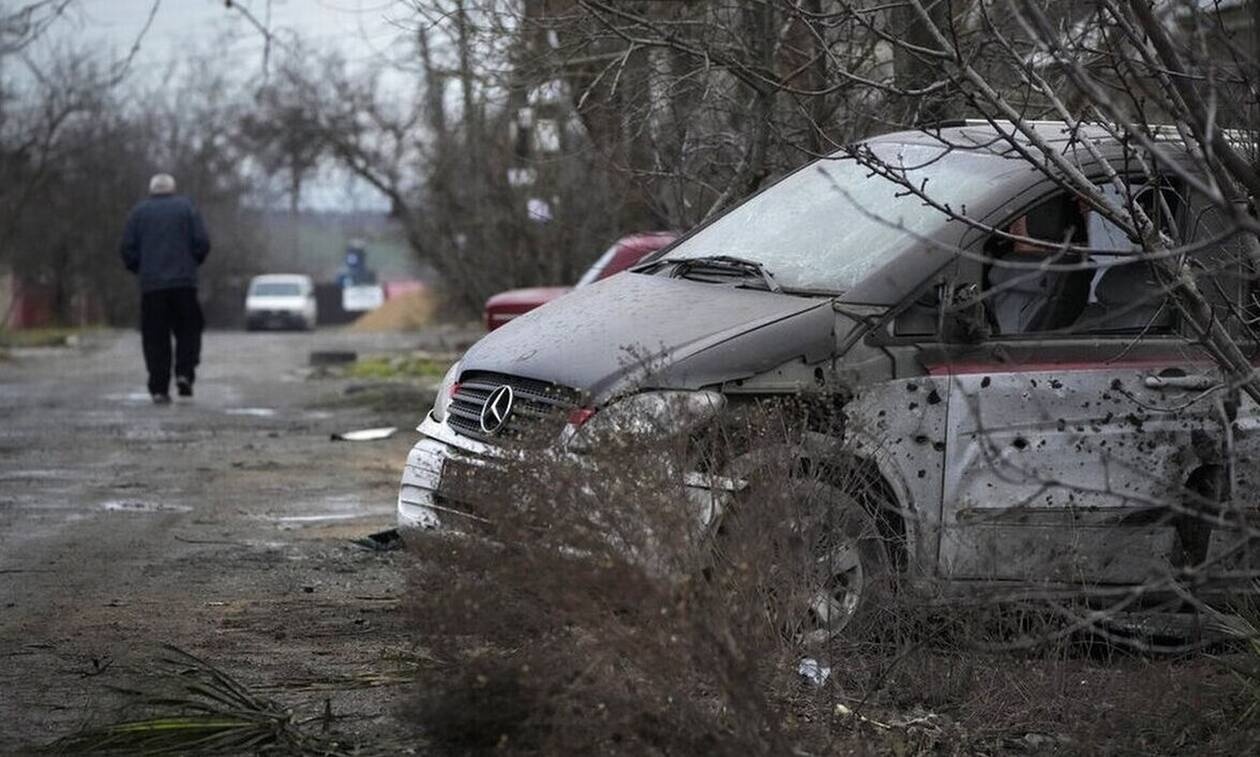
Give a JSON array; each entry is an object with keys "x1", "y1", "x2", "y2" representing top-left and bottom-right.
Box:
[
  {"x1": 151, "y1": 393, "x2": 172, "y2": 405},
  {"x1": 176, "y1": 376, "x2": 193, "y2": 398}
]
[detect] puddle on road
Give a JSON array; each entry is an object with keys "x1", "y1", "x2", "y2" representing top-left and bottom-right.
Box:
[
  {"x1": 270, "y1": 513, "x2": 365, "y2": 523},
  {"x1": 262, "y1": 494, "x2": 384, "y2": 526},
  {"x1": 102, "y1": 392, "x2": 155, "y2": 404},
  {"x1": 123, "y1": 427, "x2": 189, "y2": 441},
  {"x1": 101, "y1": 499, "x2": 191, "y2": 514},
  {"x1": 0, "y1": 469, "x2": 79, "y2": 481},
  {"x1": 225, "y1": 408, "x2": 278, "y2": 417}
]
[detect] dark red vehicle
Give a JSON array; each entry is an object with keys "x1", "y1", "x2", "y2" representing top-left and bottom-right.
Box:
[{"x1": 483, "y1": 232, "x2": 678, "y2": 331}]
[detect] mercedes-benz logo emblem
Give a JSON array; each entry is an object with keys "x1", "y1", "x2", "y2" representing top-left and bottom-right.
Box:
[{"x1": 479, "y1": 385, "x2": 515, "y2": 435}]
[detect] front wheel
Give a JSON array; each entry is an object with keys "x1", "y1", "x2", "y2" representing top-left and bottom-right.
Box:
[
  {"x1": 715, "y1": 478, "x2": 892, "y2": 645},
  {"x1": 791, "y1": 483, "x2": 892, "y2": 642},
  {"x1": 788, "y1": 482, "x2": 890, "y2": 644}
]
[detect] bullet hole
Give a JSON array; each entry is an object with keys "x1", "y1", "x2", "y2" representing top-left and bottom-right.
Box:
[
  {"x1": 909, "y1": 402, "x2": 919, "y2": 411},
  {"x1": 1030, "y1": 378, "x2": 1038, "y2": 387},
  {"x1": 1013, "y1": 437, "x2": 1029, "y2": 450},
  {"x1": 814, "y1": 367, "x2": 825, "y2": 386},
  {"x1": 917, "y1": 469, "x2": 926, "y2": 479},
  {"x1": 1056, "y1": 418, "x2": 1067, "y2": 431},
  {"x1": 980, "y1": 376, "x2": 991, "y2": 388},
  {"x1": 1050, "y1": 379, "x2": 1063, "y2": 389},
  {"x1": 1110, "y1": 378, "x2": 1123, "y2": 390},
  {"x1": 1103, "y1": 412, "x2": 1113, "y2": 423},
  {"x1": 927, "y1": 389, "x2": 942, "y2": 405},
  {"x1": 907, "y1": 382, "x2": 919, "y2": 392},
  {"x1": 913, "y1": 434, "x2": 929, "y2": 445},
  {"x1": 933, "y1": 441, "x2": 946, "y2": 452},
  {"x1": 1102, "y1": 392, "x2": 1112, "y2": 401},
  {"x1": 877, "y1": 410, "x2": 886, "y2": 417}
]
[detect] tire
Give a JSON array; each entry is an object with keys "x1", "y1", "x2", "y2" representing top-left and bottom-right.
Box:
[
  {"x1": 716, "y1": 477, "x2": 891, "y2": 645},
  {"x1": 787, "y1": 481, "x2": 891, "y2": 643}
]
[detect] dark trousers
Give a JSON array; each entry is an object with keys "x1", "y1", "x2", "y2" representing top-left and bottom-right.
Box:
[{"x1": 140, "y1": 288, "x2": 203, "y2": 395}]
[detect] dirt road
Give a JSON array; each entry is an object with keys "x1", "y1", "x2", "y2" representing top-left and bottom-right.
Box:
[{"x1": 0, "y1": 328, "x2": 464, "y2": 752}]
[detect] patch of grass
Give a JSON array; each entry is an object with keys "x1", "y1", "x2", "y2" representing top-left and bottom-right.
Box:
[
  {"x1": 0, "y1": 327, "x2": 85, "y2": 348},
  {"x1": 344, "y1": 354, "x2": 452, "y2": 381},
  {"x1": 311, "y1": 383, "x2": 436, "y2": 414}
]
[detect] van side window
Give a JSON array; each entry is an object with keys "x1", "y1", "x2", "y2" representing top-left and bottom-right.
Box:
[
  {"x1": 982, "y1": 183, "x2": 1180, "y2": 336},
  {"x1": 983, "y1": 194, "x2": 1090, "y2": 334}
]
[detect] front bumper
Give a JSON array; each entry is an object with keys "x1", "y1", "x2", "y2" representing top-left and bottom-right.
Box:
[
  {"x1": 397, "y1": 412, "x2": 495, "y2": 529},
  {"x1": 396, "y1": 412, "x2": 740, "y2": 530},
  {"x1": 246, "y1": 309, "x2": 308, "y2": 329}
]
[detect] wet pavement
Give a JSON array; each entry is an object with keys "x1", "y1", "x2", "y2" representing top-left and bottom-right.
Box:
[{"x1": 0, "y1": 328, "x2": 465, "y2": 751}]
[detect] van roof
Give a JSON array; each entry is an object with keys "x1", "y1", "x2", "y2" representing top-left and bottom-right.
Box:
[
  {"x1": 250, "y1": 274, "x2": 313, "y2": 284},
  {"x1": 871, "y1": 119, "x2": 1257, "y2": 151}
]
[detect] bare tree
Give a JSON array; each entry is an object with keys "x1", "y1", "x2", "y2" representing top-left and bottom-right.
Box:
[
  {"x1": 1, "y1": 44, "x2": 267, "y2": 326},
  {"x1": 0, "y1": 0, "x2": 75, "y2": 56}
]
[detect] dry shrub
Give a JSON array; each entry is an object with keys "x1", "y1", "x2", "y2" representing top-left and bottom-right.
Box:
[
  {"x1": 401, "y1": 398, "x2": 1259, "y2": 754},
  {"x1": 403, "y1": 400, "x2": 893, "y2": 753}
]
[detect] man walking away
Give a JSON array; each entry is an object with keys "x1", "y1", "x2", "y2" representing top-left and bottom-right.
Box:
[{"x1": 120, "y1": 174, "x2": 211, "y2": 404}]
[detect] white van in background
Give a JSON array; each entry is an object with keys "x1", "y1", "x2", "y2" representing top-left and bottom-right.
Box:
[{"x1": 244, "y1": 274, "x2": 317, "y2": 331}]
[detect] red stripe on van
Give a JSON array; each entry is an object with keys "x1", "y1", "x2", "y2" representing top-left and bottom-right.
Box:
[{"x1": 925, "y1": 358, "x2": 1216, "y2": 376}]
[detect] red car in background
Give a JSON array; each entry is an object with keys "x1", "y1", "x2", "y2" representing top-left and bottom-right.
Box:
[{"x1": 483, "y1": 231, "x2": 678, "y2": 331}]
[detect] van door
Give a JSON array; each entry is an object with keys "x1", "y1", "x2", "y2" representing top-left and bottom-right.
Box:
[
  {"x1": 936, "y1": 185, "x2": 1230, "y2": 585},
  {"x1": 936, "y1": 342, "x2": 1225, "y2": 584},
  {"x1": 1184, "y1": 194, "x2": 1260, "y2": 578}
]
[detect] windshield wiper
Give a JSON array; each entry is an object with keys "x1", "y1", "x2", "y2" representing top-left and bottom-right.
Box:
[{"x1": 662, "y1": 255, "x2": 783, "y2": 293}]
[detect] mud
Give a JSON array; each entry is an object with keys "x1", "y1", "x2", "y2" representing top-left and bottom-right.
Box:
[{"x1": 0, "y1": 328, "x2": 469, "y2": 752}]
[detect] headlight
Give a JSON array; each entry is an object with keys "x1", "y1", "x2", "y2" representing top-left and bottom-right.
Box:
[
  {"x1": 431, "y1": 361, "x2": 462, "y2": 422},
  {"x1": 565, "y1": 390, "x2": 725, "y2": 452}
]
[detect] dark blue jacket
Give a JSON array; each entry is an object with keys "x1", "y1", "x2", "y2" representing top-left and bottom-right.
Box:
[{"x1": 120, "y1": 195, "x2": 211, "y2": 292}]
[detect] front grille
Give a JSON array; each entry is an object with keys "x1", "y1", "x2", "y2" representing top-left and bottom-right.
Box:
[{"x1": 446, "y1": 370, "x2": 581, "y2": 443}]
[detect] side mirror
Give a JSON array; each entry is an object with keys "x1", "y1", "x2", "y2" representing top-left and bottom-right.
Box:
[{"x1": 939, "y1": 282, "x2": 990, "y2": 344}]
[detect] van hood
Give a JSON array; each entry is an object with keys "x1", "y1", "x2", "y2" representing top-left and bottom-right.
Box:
[{"x1": 460, "y1": 273, "x2": 837, "y2": 402}]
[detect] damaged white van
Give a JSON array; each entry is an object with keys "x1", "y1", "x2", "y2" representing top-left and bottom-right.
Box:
[{"x1": 400, "y1": 121, "x2": 1260, "y2": 636}]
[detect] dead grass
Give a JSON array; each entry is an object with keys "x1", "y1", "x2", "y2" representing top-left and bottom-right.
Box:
[{"x1": 45, "y1": 645, "x2": 367, "y2": 756}]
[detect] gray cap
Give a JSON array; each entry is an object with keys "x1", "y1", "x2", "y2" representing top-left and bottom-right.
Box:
[{"x1": 149, "y1": 173, "x2": 176, "y2": 195}]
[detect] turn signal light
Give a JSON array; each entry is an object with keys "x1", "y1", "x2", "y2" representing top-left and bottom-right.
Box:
[{"x1": 567, "y1": 407, "x2": 596, "y2": 427}]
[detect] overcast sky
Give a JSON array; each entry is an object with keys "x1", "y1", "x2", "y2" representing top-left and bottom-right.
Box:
[
  {"x1": 69, "y1": 0, "x2": 414, "y2": 76},
  {"x1": 31, "y1": 0, "x2": 419, "y2": 210}
]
